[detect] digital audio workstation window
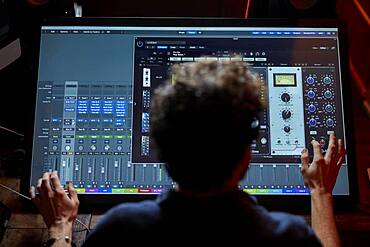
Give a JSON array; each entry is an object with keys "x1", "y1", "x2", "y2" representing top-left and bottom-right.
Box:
[{"x1": 31, "y1": 26, "x2": 349, "y2": 195}]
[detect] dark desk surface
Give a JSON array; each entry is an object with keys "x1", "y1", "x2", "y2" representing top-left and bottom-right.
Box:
[{"x1": 1, "y1": 177, "x2": 370, "y2": 247}]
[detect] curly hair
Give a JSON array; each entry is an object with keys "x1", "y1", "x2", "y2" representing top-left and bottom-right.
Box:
[{"x1": 150, "y1": 60, "x2": 263, "y2": 191}]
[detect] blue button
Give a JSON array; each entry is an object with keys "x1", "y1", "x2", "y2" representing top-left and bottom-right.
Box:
[
  {"x1": 323, "y1": 76, "x2": 332, "y2": 84},
  {"x1": 326, "y1": 118, "x2": 334, "y2": 127},
  {"x1": 307, "y1": 90, "x2": 315, "y2": 98},
  {"x1": 308, "y1": 104, "x2": 316, "y2": 113},
  {"x1": 325, "y1": 104, "x2": 333, "y2": 112},
  {"x1": 324, "y1": 90, "x2": 333, "y2": 99},
  {"x1": 309, "y1": 118, "x2": 317, "y2": 127},
  {"x1": 186, "y1": 31, "x2": 197, "y2": 35},
  {"x1": 306, "y1": 77, "x2": 315, "y2": 84}
]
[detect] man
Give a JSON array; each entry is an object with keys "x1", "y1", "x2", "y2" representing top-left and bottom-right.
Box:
[{"x1": 31, "y1": 60, "x2": 345, "y2": 246}]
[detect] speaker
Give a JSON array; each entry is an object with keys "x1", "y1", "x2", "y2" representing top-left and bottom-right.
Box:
[{"x1": 247, "y1": 0, "x2": 337, "y2": 18}]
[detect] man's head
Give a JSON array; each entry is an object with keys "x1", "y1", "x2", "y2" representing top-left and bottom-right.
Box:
[{"x1": 150, "y1": 60, "x2": 263, "y2": 191}]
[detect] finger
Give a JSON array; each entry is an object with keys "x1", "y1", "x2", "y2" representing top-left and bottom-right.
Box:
[
  {"x1": 312, "y1": 139, "x2": 324, "y2": 161},
  {"x1": 41, "y1": 172, "x2": 53, "y2": 198},
  {"x1": 50, "y1": 171, "x2": 63, "y2": 190},
  {"x1": 301, "y1": 148, "x2": 309, "y2": 173},
  {"x1": 29, "y1": 186, "x2": 40, "y2": 208},
  {"x1": 30, "y1": 186, "x2": 36, "y2": 199},
  {"x1": 50, "y1": 171, "x2": 67, "y2": 199},
  {"x1": 325, "y1": 134, "x2": 336, "y2": 163},
  {"x1": 36, "y1": 178, "x2": 43, "y2": 195},
  {"x1": 68, "y1": 182, "x2": 79, "y2": 203},
  {"x1": 334, "y1": 139, "x2": 346, "y2": 166}
]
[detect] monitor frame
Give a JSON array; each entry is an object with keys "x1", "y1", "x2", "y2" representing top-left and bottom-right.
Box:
[{"x1": 22, "y1": 17, "x2": 357, "y2": 213}]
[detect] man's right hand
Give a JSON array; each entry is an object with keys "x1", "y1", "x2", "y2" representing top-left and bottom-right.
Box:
[
  {"x1": 301, "y1": 134, "x2": 346, "y2": 195},
  {"x1": 301, "y1": 134, "x2": 346, "y2": 247}
]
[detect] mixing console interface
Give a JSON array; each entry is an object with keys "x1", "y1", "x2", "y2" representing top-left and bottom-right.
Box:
[{"x1": 31, "y1": 26, "x2": 349, "y2": 195}]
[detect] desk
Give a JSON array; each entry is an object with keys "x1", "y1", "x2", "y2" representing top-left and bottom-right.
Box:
[
  {"x1": 1, "y1": 176, "x2": 370, "y2": 247},
  {"x1": 1, "y1": 211, "x2": 370, "y2": 247}
]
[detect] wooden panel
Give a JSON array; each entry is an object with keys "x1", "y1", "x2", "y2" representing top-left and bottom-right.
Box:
[
  {"x1": 73, "y1": 214, "x2": 92, "y2": 247},
  {"x1": 0, "y1": 229, "x2": 47, "y2": 247},
  {"x1": 0, "y1": 178, "x2": 22, "y2": 211},
  {"x1": 7, "y1": 214, "x2": 46, "y2": 229}
]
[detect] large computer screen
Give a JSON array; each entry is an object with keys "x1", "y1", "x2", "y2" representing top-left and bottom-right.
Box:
[{"x1": 30, "y1": 19, "x2": 350, "y2": 196}]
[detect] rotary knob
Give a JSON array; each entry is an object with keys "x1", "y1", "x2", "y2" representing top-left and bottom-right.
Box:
[
  {"x1": 326, "y1": 118, "x2": 334, "y2": 127},
  {"x1": 325, "y1": 104, "x2": 333, "y2": 113},
  {"x1": 306, "y1": 76, "x2": 315, "y2": 85},
  {"x1": 307, "y1": 90, "x2": 315, "y2": 98},
  {"x1": 284, "y1": 126, "x2": 291, "y2": 133},
  {"x1": 323, "y1": 76, "x2": 332, "y2": 85},
  {"x1": 282, "y1": 110, "x2": 292, "y2": 120},
  {"x1": 309, "y1": 118, "x2": 317, "y2": 127},
  {"x1": 324, "y1": 90, "x2": 333, "y2": 99},
  {"x1": 90, "y1": 145, "x2": 97, "y2": 151},
  {"x1": 117, "y1": 145, "x2": 123, "y2": 151},
  {"x1": 308, "y1": 104, "x2": 316, "y2": 113},
  {"x1": 281, "y1": 93, "x2": 291, "y2": 102},
  {"x1": 104, "y1": 145, "x2": 110, "y2": 151}
]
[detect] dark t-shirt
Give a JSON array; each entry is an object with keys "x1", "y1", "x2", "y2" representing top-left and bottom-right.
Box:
[{"x1": 83, "y1": 190, "x2": 321, "y2": 246}]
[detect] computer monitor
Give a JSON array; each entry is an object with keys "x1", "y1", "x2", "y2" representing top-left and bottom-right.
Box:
[{"x1": 29, "y1": 18, "x2": 356, "y2": 202}]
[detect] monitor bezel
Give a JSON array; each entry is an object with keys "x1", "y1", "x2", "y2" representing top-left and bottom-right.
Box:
[{"x1": 22, "y1": 18, "x2": 357, "y2": 212}]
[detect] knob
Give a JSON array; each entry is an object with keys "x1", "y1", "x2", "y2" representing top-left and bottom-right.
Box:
[
  {"x1": 309, "y1": 118, "x2": 317, "y2": 127},
  {"x1": 281, "y1": 93, "x2": 291, "y2": 102},
  {"x1": 323, "y1": 76, "x2": 332, "y2": 85},
  {"x1": 284, "y1": 126, "x2": 291, "y2": 133},
  {"x1": 307, "y1": 90, "x2": 315, "y2": 98},
  {"x1": 65, "y1": 145, "x2": 71, "y2": 151},
  {"x1": 282, "y1": 110, "x2": 292, "y2": 120},
  {"x1": 104, "y1": 145, "x2": 110, "y2": 151},
  {"x1": 308, "y1": 104, "x2": 316, "y2": 113},
  {"x1": 326, "y1": 118, "x2": 334, "y2": 127},
  {"x1": 52, "y1": 145, "x2": 58, "y2": 151},
  {"x1": 78, "y1": 145, "x2": 84, "y2": 151},
  {"x1": 260, "y1": 137, "x2": 267, "y2": 145},
  {"x1": 320, "y1": 139, "x2": 326, "y2": 148},
  {"x1": 306, "y1": 76, "x2": 315, "y2": 85},
  {"x1": 117, "y1": 145, "x2": 123, "y2": 151},
  {"x1": 325, "y1": 104, "x2": 333, "y2": 112},
  {"x1": 90, "y1": 145, "x2": 97, "y2": 151},
  {"x1": 324, "y1": 90, "x2": 333, "y2": 99}
]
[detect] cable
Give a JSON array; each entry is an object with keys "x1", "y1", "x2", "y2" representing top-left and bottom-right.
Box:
[
  {"x1": 0, "y1": 183, "x2": 90, "y2": 232},
  {"x1": 0, "y1": 125, "x2": 24, "y2": 137}
]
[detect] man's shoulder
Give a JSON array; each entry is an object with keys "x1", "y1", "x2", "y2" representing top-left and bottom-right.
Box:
[
  {"x1": 101, "y1": 200, "x2": 162, "y2": 226},
  {"x1": 251, "y1": 207, "x2": 320, "y2": 245}
]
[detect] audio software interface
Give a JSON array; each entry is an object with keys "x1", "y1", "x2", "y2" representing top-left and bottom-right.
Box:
[{"x1": 30, "y1": 24, "x2": 349, "y2": 195}]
